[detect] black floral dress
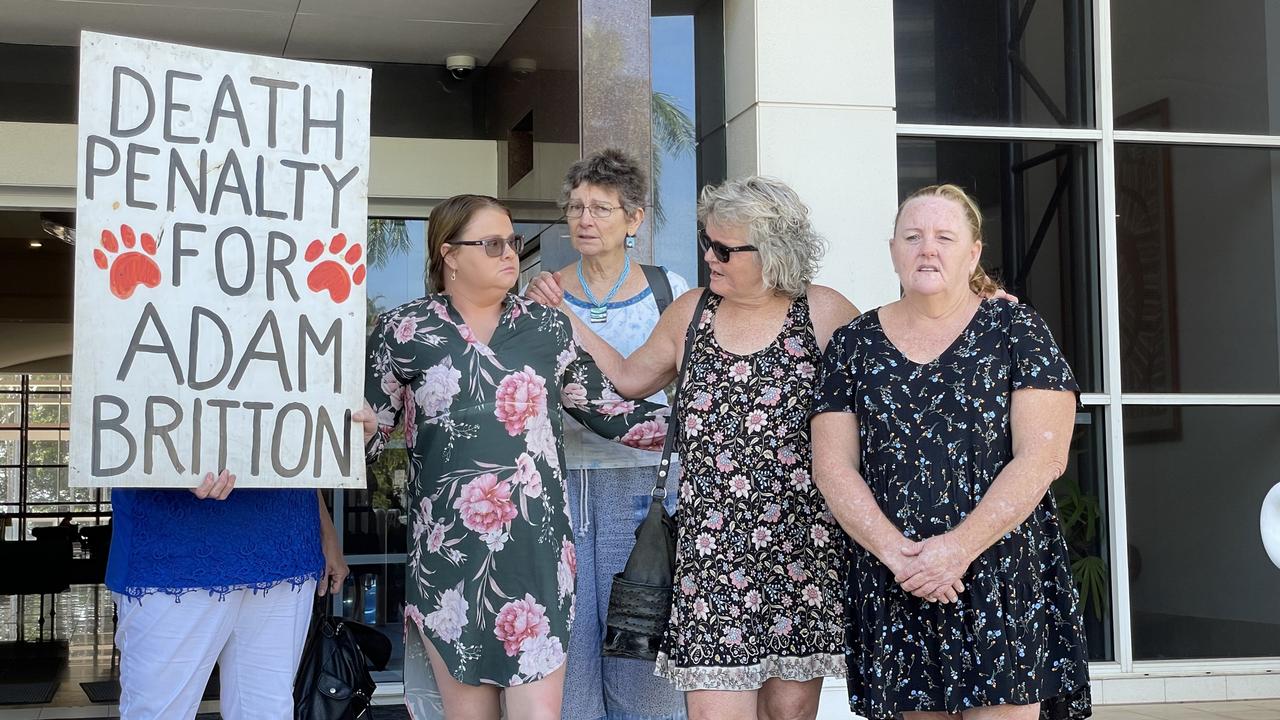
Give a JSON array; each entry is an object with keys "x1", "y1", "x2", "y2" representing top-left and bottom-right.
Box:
[
  {"x1": 812, "y1": 299, "x2": 1091, "y2": 720},
  {"x1": 655, "y1": 292, "x2": 846, "y2": 690}
]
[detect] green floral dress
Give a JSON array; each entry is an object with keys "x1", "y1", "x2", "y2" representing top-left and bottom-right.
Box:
[{"x1": 364, "y1": 294, "x2": 666, "y2": 703}]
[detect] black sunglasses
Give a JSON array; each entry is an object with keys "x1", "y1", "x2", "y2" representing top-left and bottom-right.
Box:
[
  {"x1": 449, "y1": 233, "x2": 526, "y2": 258},
  {"x1": 698, "y1": 229, "x2": 758, "y2": 263}
]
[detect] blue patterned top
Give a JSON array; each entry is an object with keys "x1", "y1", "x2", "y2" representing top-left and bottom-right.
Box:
[
  {"x1": 106, "y1": 488, "x2": 325, "y2": 599},
  {"x1": 562, "y1": 266, "x2": 690, "y2": 469}
]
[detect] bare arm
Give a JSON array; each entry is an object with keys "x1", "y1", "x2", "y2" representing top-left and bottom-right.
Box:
[
  {"x1": 807, "y1": 285, "x2": 861, "y2": 352},
  {"x1": 952, "y1": 388, "x2": 1076, "y2": 555},
  {"x1": 316, "y1": 490, "x2": 349, "y2": 596},
  {"x1": 811, "y1": 411, "x2": 910, "y2": 566},
  {"x1": 527, "y1": 271, "x2": 693, "y2": 399},
  {"x1": 896, "y1": 388, "x2": 1076, "y2": 596}
]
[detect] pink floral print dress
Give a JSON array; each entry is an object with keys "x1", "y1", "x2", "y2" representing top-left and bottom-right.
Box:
[
  {"x1": 364, "y1": 294, "x2": 667, "y2": 697},
  {"x1": 655, "y1": 292, "x2": 846, "y2": 690}
]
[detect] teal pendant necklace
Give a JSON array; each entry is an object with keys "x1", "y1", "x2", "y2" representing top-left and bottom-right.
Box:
[{"x1": 577, "y1": 257, "x2": 631, "y2": 323}]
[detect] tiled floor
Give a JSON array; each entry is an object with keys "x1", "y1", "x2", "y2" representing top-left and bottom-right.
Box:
[
  {"x1": 0, "y1": 586, "x2": 118, "y2": 710},
  {"x1": 1092, "y1": 701, "x2": 1280, "y2": 719}
]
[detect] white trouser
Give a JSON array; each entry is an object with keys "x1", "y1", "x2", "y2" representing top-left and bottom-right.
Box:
[{"x1": 114, "y1": 580, "x2": 316, "y2": 720}]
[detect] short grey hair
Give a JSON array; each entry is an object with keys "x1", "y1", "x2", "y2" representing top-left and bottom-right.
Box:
[
  {"x1": 559, "y1": 148, "x2": 648, "y2": 217},
  {"x1": 697, "y1": 176, "x2": 826, "y2": 298}
]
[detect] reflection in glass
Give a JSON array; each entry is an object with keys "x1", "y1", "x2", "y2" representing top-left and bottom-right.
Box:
[
  {"x1": 0, "y1": 394, "x2": 18, "y2": 426},
  {"x1": 1116, "y1": 144, "x2": 1280, "y2": 395},
  {"x1": 365, "y1": 220, "x2": 427, "y2": 326},
  {"x1": 1113, "y1": 1, "x2": 1280, "y2": 135},
  {"x1": 898, "y1": 138, "x2": 1101, "y2": 391},
  {"x1": 26, "y1": 432, "x2": 68, "y2": 467},
  {"x1": 343, "y1": 469, "x2": 409, "y2": 556},
  {"x1": 894, "y1": 0, "x2": 1093, "y2": 127},
  {"x1": 339, "y1": 562, "x2": 406, "y2": 680},
  {"x1": 1125, "y1": 406, "x2": 1280, "y2": 659},
  {"x1": 27, "y1": 394, "x2": 69, "y2": 427},
  {"x1": 1051, "y1": 408, "x2": 1112, "y2": 661}
]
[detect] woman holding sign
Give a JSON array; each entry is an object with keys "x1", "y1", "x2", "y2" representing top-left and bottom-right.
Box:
[{"x1": 356, "y1": 194, "x2": 668, "y2": 719}]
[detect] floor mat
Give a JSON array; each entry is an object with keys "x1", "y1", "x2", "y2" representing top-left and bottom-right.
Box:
[
  {"x1": 80, "y1": 675, "x2": 219, "y2": 703},
  {"x1": 0, "y1": 680, "x2": 59, "y2": 705}
]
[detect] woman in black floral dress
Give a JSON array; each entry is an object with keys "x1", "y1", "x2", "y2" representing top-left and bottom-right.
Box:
[
  {"x1": 529, "y1": 176, "x2": 858, "y2": 719},
  {"x1": 811, "y1": 184, "x2": 1091, "y2": 720}
]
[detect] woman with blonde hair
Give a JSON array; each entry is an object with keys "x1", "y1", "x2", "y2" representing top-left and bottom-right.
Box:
[
  {"x1": 811, "y1": 184, "x2": 1092, "y2": 719},
  {"x1": 529, "y1": 176, "x2": 857, "y2": 720}
]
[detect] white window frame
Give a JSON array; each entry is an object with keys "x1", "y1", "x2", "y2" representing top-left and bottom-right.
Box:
[{"x1": 896, "y1": 0, "x2": 1280, "y2": 681}]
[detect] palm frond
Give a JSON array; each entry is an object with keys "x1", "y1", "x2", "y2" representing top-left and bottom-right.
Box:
[
  {"x1": 650, "y1": 91, "x2": 696, "y2": 231},
  {"x1": 366, "y1": 218, "x2": 412, "y2": 269}
]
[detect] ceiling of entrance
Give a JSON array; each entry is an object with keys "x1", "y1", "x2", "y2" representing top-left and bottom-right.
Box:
[{"x1": 0, "y1": 0, "x2": 539, "y2": 65}]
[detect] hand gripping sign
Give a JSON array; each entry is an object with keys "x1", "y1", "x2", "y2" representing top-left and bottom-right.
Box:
[{"x1": 70, "y1": 33, "x2": 371, "y2": 489}]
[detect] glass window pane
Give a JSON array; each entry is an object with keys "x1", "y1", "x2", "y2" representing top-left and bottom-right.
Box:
[
  {"x1": 0, "y1": 506, "x2": 18, "y2": 541},
  {"x1": 898, "y1": 138, "x2": 1102, "y2": 391},
  {"x1": 0, "y1": 393, "x2": 20, "y2": 426},
  {"x1": 27, "y1": 374, "x2": 70, "y2": 392},
  {"x1": 0, "y1": 429, "x2": 18, "y2": 467},
  {"x1": 342, "y1": 455, "x2": 409, "y2": 556},
  {"x1": 1116, "y1": 144, "x2": 1280, "y2": 393},
  {"x1": 1052, "y1": 408, "x2": 1113, "y2": 661},
  {"x1": 338, "y1": 562, "x2": 405, "y2": 680},
  {"x1": 1113, "y1": 1, "x2": 1280, "y2": 135},
  {"x1": 27, "y1": 466, "x2": 92, "y2": 505},
  {"x1": 365, "y1": 219, "x2": 426, "y2": 324},
  {"x1": 28, "y1": 394, "x2": 69, "y2": 427},
  {"x1": 652, "y1": 13, "x2": 700, "y2": 286},
  {"x1": 1125, "y1": 406, "x2": 1280, "y2": 659},
  {"x1": 894, "y1": 0, "x2": 1094, "y2": 127},
  {"x1": 26, "y1": 429, "x2": 68, "y2": 466},
  {"x1": 0, "y1": 467, "x2": 17, "y2": 504}
]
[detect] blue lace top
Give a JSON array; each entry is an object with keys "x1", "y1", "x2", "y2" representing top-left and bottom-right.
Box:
[{"x1": 106, "y1": 488, "x2": 325, "y2": 599}]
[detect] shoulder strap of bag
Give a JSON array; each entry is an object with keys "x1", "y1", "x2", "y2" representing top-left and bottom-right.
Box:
[
  {"x1": 641, "y1": 264, "x2": 674, "y2": 315},
  {"x1": 653, "y1": 290, "x2": 712, "y2": 498}
]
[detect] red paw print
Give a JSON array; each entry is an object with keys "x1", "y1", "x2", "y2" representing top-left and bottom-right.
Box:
[
  {"x1": 93, "y1": 225, "x2": 161, "y2": 300},
  {"x1": 306, "y1": 233, "x2": 365, "y2": 304}
]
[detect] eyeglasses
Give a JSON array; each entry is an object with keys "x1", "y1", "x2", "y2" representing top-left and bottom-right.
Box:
[
  {"x1": 564, "y1": 202, "x2": 624, "y2": 219},
  {"x1": 448, "y1": 233, "x2": 526, "y2": 257},
  {"x1": 698, "y1": 229, "x2": 758, "y2": 263}
]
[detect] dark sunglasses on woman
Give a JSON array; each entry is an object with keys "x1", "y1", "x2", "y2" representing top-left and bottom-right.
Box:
[
  {"x1": 698, "y1": 229, "x2": 759, "y2": 263},
  {"x1": 450, "y1": 233, "x2": 526, "y2": 257}
]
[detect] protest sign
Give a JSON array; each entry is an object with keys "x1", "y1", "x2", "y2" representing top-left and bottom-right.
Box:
[{"x1": 70, "y1": 32, "x2": 371, "y2": 488}]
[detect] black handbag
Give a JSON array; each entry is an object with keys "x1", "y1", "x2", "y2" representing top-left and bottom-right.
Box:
[
  {"x1": 602, "y1": 291, "x2": 710, "y2": 661},
  {"x1": 294, "y1": 600, "x2": 382, "y2": 720}
]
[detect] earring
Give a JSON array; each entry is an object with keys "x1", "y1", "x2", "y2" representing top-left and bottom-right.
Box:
[
  {"x1": 625, "y1": 234, "x2": 637, "y2": 249},
  {"x1": 450, "y1": 269, "x2": 457, "y2": 281}
]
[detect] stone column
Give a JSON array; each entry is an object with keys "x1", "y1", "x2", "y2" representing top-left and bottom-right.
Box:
[{"x1": 723, "y1": 0, "x2": 899, "y2": 309}]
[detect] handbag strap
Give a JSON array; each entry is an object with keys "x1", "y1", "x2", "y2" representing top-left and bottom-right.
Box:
[{"x1": 652, "y1": 290, "x2": 712, "y2": 500}]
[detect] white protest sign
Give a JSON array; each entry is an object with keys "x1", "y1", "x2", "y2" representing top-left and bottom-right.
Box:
[{"x1": 70, "y1": 32, "x2": 371, "y2": 488}]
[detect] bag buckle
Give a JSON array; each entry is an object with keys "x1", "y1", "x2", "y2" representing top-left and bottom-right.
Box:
[{"x1": 651, "y1": 487, "x2": 667, "y2": 501}]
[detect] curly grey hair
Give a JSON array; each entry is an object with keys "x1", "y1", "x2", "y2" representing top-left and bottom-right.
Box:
[
  {"x1": 559, "y1": 148, "x2": 648, "y2": 217},
  {"x1": 697, "y1": 176, "x2": 826, "y2": 298}
]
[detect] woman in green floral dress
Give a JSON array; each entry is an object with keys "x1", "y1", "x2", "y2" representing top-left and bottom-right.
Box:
[{"x1": 357, "y1": 195, "x2": 667, "y2": 719}]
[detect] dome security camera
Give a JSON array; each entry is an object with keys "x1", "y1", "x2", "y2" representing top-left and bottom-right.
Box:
[{"x1": 446, "y1": 54, "x2": 477, "y2": 80}]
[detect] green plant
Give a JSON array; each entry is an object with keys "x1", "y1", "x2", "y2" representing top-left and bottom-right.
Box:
[{"x1": 1052, "y1": 474, "x2": 1109, "y2": 620}]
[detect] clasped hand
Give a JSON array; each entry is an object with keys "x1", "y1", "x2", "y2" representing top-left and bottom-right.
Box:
[{"x1": 886, "y1": 534, "x2": 974, "y2": 605}]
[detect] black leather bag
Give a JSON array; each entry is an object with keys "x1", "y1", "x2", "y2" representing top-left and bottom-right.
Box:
[
  {"x1": 294, "y1": 603, "x2": 379, "y2": 720},
  {"x1": 602, "y1": 291, "x2": 709, "y2": 661}
]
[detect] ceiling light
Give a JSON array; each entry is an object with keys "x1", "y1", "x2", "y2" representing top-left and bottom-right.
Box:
[{"x1": 29, "y1": 240, "x2": 43, "y2": 248}]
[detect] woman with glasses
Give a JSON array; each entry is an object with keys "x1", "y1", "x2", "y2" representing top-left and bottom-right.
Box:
[
  {"x1": 356, "y1": 194, "x2": 669, "y2": 720},
  {"x1": 527, "y1": 176, "x2": 858, "y2": 720},
  {"x1": 543, "y1": 149, "x2": 691, "y2": 720}
]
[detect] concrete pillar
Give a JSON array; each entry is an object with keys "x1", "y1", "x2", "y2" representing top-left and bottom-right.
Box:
[{"x1": 723, "y1": 0, "x2": 899, "y2": 310}]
